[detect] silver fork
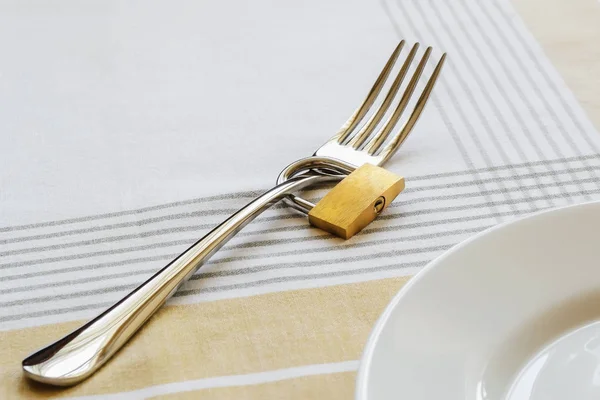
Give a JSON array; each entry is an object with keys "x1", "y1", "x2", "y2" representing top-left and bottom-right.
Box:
[{"x1": 22, "y1": 40, "x2": 446, "y2": 386}]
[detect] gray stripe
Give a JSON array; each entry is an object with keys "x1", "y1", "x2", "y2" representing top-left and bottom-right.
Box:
[
  {"x1": 489, "y1": 0, "x2": 600, "y2": 153},
  {"x1": 477, "y1": 0, "x2": 600, "y2": 181},
  {"x1": 195, "y1": 225, "x2": 479, "y2": 264},
  {"x1": 0, "y1": 223, "x2": 218, "y2": 252},
  {"x1": 394, "y1": 0, "x2": 508, "y2": 222},
  {"x1": 0, "y1": 301, "x2": 115, "y2": 324},
  {"x1": 380, "y1": 0, "x2": 484, "y2": 197},
  {"x1": 0, "y1": 221, "x2": 480, "y2": 284},
  {"x1": 408, "y1": 164, "x2": 600, "y2": 191},
  {"x1": 0, "y1": 253, "x2": 179, "y2": 283},
  {"x1": 412, "y1": 154, "x2": 600, "y2": 180},
  {"x1": 0, "y1": 186, "x2": 558, "y2": 269},
  {"x1": 0, "y1": 211, "x2": 304, "y2": 247},
  {"x1": 0, "y1": 244, "x2": 452, "y2": 307},
  {"x1": 0, "y1": 238, "x2": 191, "y2": 270},
  {"x1": 5, "y1": 180, "x2": 550, "y2": 279},
  {"x1": 460, "y1": 0, "x2": 595, "y2": 199},
  {"x1": 474, "y1": 0, "x2": 584, "y2": 158},
  {"x1": 1, "y1": 227, "x2": 484, "y2": 294},
  {"x1": 1, "y1": 154, "x2": 598, "y2": 237},
  {"x1": 0, "y1": 204, "x2": 506, "y2": 275},
  {"x1": 0, "y1": 283, "x2": 136, "y2": 308},
  {"x1": 196, "y1": 244, "x2": 449, "y2": 280},
  {"x1": 0, "y1": 260, "x2": 429, "y2": 324},
  {"x1": 423, "y1": 94, "x2": 503, "y2": 220},
  {"x1": 246, "y1": 182, "x2": 600, "y2": 239},
  {"x1": 0, "y1": 210, "x2": 528, "y2": 288},
  {"x1": 3, "y1": 161, "x2": 598, "y2": 252},
  {"x1": 424, "y1": 0, "x2": 547, "y2": 209},
  {"x1": 408, "y1": 0, "x2": 523, "y2": 215},
  {"x1": 441, "y1": 0, "x2": 562, "y2": 205},
  {"x1": 0, "y1": 190, "x2": 262, "y2": 234},
  {"x1": 2, "y1": 177, "x2": 598, "y2": 270},
  {"x1": 0, "y1": 208, "x2": 240, "y2": 246},
  {"x1": 6, "y1": 159, "x2": 599, "y2": 249}
]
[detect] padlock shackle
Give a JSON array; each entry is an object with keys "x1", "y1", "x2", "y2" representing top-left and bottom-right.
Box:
[{"x1": 276, "y1": 156, "x2": 357, "y2": 215}]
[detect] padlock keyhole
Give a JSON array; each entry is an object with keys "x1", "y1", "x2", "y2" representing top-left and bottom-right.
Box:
[{"x1": 374, "y1": 196, "x2": 386, "y2": 214}]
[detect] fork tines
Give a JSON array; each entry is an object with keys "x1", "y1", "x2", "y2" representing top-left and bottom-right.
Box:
[{"x1": 337, "y1": 41, "x2": 446, "y2": 162}]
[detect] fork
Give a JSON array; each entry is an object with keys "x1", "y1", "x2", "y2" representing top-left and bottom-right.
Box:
[{"x1": 22, "y1": 40, "x2": 446, "y2": 386}]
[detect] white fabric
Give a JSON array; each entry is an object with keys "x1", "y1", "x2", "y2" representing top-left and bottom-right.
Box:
[{"x1": 1, "y1": 0, "x2": 600, "y2": 331}]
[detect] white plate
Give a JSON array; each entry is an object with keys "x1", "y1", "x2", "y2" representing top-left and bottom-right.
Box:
[{"x1": 356, "y1": 201, "x2": 600, "y2": 400}]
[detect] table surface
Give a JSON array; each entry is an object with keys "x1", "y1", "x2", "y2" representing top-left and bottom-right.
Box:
[{"x1": 1, "y1": 0, "x2": 600, "y2": 398}]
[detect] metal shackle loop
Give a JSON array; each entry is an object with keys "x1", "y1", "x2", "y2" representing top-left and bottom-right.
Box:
[{"x1": 276, "y1": 156, "x2": 357, "y2": 215}]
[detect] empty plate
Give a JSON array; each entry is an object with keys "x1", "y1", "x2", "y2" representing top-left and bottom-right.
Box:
[{"x1": 356, "y1": 201, "x2": 600, "y2": 399}]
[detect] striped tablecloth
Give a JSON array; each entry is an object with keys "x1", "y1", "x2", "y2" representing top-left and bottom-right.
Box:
[{"x1": 1, "y1": 0, "x2": 600, "y2": 398}]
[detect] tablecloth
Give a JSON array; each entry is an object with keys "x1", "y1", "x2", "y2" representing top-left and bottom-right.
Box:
[{"x1": 1, "y1": 0, "x2": 600, "y2": 398}]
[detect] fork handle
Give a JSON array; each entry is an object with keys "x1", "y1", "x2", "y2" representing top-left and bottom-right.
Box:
[{"x1": 22, "y1": 174, "x2": 326, "y2": 386}]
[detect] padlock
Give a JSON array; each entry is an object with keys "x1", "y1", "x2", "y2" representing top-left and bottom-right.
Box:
[{"x1": 308, "y1": 163, "x2": 405, "y2": 239}]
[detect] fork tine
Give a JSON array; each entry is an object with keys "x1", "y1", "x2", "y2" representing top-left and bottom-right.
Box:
[
  {"x1": 362, "y1": 47, "x2": 432, "y2": 155},
  {"x1": 347, "y1": 42, "x2": 420, "y2": 149},
  {"x1": 379, "y1": 52, "x2": 447, "y2": 162},
  {"x1": 335, "y1": 40, "x2": 405, "y2": 144}
]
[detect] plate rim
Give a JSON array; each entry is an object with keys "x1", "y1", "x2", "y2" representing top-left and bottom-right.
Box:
[{"x1": 354, "y1": 200, "x2": 600, "y2": 399}]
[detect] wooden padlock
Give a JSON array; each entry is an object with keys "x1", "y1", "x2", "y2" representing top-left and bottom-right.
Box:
[{"x1": 308, "y1": 163, "x2": 405, "y2": 239}]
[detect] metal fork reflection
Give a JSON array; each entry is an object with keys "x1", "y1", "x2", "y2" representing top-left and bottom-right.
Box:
[{"x1": 22, "y1": 41, "x2": 446, "y2": 387}]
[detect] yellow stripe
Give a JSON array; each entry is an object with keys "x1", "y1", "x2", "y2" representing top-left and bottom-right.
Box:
[
  {"x1": 0, "y1": 277, "x2": 408, "y2": 399},
  {"x1": 514, "y1": 0, "x2": 600, "y2": 129},
  {"x1": 150, "y1": 371, "x2": 356, "y2": 400}
]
